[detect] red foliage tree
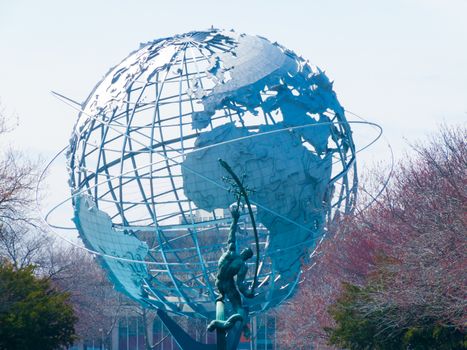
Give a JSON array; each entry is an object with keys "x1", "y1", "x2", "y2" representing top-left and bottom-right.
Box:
[{"x1": 276, "y1": 125, "x2": 466, "y2": 349}]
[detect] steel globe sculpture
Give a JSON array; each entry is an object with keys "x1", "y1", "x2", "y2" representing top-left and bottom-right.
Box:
[{"x1": 66, "y1": 29, "x2": 357, "y2": 323}]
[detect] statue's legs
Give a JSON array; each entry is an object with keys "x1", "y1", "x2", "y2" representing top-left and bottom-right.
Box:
[{"x1": 226, "y1": 287, "x2": 242, "y2": 315}]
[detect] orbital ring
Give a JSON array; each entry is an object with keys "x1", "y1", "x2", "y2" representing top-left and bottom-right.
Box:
[
  {"x1": 37, "y1": 119, "x2": 384, "y2": 265},
  {"x1": 41, "y1": 119, "x2": 380, "y2": 230}
]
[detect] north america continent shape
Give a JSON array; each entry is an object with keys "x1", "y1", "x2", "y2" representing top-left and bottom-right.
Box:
[{"x1": 182, "y1": 122, "x2": 332, "y2": 297}]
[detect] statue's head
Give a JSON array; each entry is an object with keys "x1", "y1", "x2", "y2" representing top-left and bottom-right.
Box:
[{"x1": 240, "y1": 247, "x2": 253, "y2": 261}]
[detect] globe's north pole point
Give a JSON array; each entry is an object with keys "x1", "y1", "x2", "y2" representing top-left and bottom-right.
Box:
[{"x1": 64, "y1": 29, "x2": 358, "y2": 319}]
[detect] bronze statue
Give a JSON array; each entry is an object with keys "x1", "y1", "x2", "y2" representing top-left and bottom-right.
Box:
[
  {"x1": 207, "y1": 159, "x2": 260, "y2": 345},
  {"x1": 207, "y1": 204, "x2": 254, "y2": 336}
]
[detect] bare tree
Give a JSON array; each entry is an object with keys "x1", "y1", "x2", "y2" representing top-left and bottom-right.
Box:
[
  {"x1": 49, "y1": 247, "x2": 129, "y2": 346},
  {"x1": 0, "y1": 103, "x2": 54, "y2": 271}
]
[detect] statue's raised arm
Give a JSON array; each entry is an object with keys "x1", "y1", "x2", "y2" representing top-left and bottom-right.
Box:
[{"x1": 227, "y1": 204, "x2": 240, "y2": 252}]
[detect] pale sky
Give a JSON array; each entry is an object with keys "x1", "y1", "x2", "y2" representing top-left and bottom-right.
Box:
[{"x1": 0, "y1": 0, "x2": 466, "y2": 233}]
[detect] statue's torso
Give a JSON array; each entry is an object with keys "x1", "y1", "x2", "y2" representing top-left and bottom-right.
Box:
[{"x1": 217, "y1": 251, "x2": 243, "y2": 281}]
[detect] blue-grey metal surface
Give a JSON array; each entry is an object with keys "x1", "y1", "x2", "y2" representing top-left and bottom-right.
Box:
[{"x1": 68, "y1": 29, "x2": 358, "y2": 319}]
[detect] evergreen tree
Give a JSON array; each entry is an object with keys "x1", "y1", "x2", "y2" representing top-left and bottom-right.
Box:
[
  {"x1": 327, "y1": 279, "x2": 466, "y2": 349},
  {"x1": 0, "y1": 262, "x2": 77, "y2": 350}
]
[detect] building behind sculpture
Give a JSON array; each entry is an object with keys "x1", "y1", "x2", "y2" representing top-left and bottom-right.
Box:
[{"x1": 69, "y1": 312, "x2": 278, "y2": 350}]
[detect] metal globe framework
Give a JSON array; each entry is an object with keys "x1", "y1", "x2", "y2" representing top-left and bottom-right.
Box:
[{"x1": 66, "y1": 29, "x2": 358, "y2": 319}]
